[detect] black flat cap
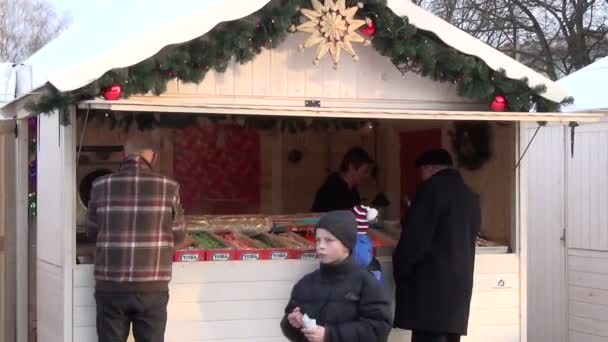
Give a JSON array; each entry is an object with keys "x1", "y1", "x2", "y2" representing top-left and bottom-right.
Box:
[{"x1": 415, "y1": 148, "x2": 454, "y2": 167}]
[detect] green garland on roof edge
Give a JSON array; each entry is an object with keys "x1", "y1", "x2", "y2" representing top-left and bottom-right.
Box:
[{"x1": 27, "y1": 0, "x2": 573, "y2": 126}]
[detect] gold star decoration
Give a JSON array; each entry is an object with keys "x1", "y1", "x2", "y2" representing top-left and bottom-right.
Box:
[{"x1": 290, "y1": 0, "x2": 370, "y2": 67}]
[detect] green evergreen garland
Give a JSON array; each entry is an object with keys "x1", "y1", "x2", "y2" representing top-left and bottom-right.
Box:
[{"x1": 28, "y1": 0, "x2": 573, "y2": 124}]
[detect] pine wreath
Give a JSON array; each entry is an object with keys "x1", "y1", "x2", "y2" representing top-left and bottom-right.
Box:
[{"x1": 449, "y1": 121, "x2": 492, "y2": 170}]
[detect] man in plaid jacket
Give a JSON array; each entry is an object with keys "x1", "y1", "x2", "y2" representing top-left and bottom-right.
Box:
[{"x1": 86, "y1": 136, "x2": 187, "y2": 342}]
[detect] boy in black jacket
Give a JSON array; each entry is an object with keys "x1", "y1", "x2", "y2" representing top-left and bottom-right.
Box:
[{"x1": 280, "y1": 211, "x2": 392, "y2": 342}]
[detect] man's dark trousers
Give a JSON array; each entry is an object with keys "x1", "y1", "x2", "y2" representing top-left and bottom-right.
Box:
[{"x1": 95, "y1": 291, "x2": 169, "y2": 342}]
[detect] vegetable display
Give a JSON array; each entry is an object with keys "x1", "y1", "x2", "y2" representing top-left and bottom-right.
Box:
[
  {"x1": 276, "y1": 233, "x2": 315, "y2": 249},
  {"x1": 191, "y1": 231, "x2": 228, "y2": 249},
  {"x1": 219, "y1": 232, "x2": 261, "y2": 249},
  {"x1": 248, "y1": 233, "x2": 288, "y2": 248}
]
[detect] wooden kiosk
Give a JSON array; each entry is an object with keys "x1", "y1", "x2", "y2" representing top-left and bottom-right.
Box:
[{"x1": 0, "y1": 1, "x2": 600, "y2": 341}]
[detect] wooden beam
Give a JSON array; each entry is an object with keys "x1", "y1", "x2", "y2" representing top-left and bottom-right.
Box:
[{"x1": 78, "y1": 100, "x2": 602, "y2": 123}]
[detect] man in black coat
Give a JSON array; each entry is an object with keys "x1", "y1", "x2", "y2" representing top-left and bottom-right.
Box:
[
  {"x1": 392, "y1": 149, "x2": 481, "y2": 342},
  {"x1": 311, "y1": 146, "x2": 374, "y2": 212}
]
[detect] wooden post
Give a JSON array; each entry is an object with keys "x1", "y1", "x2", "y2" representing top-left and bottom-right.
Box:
[
  {"x1": 62, "y1": 106, "x2": 77, "y2": 342},
  {"x1": 517, "y1": 121, "x2": 529, "y2": 342},
  {"x1": 35, "y1": 107, "x2": 76, "y2": 342},
  {"x1": 0, "y1": 119, "x2": 16, "y2": 342},
  {"x1": 14, "y1": 117, "x2": 28, "y2": 342}
]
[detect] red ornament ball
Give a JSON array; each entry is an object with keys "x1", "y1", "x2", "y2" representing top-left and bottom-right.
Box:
[
  {"x1": 361, "y1": 17, "x2": 376, "y2": 37},
  {"x1": 491, "y1": 95, "x2": 507, "y2": 112},
  {"x1": 102, "y1": 85, "x2": 123, "y2": 101}
]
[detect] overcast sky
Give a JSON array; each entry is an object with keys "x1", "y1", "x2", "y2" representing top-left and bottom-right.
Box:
[{"x1": 51, "y1": 0, "x2": 109, "y2": 24}]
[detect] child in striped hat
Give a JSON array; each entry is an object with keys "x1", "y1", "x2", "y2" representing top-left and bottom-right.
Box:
[
  {"x1": 353, "y1": 205, "x2": 384, "y2": 283},
  {"x1": 353, "y1": 204, "x2": 378, "y2": 235}
]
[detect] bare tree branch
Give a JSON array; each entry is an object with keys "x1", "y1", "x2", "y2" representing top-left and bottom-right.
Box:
[
  {"x1": 419, "y1": 0, "x2": 608, "y2": 78},
  {"x1": 0, "y1": 0, "x2": 70, "y2": 63}
]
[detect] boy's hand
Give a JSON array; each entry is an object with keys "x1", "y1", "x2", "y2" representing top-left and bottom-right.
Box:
[
  {"x1": 302, "y1": 325, "x2": 325, "y2": 342},
  {"x1": 287, "y1": 307, "x2": 304, "y2": 329}
]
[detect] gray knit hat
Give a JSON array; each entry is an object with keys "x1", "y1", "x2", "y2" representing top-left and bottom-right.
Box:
[{"x1": 316, "y1": 210, "x2": 357, "y2": 252}]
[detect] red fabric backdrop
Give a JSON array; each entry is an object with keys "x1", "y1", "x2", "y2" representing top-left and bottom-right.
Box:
[
  {"x1": 173, "y1": 125, "x2": 261, "y2": 214},
  {"x1": 400, "y1": 129, "x2": 442, "y2": 215}
]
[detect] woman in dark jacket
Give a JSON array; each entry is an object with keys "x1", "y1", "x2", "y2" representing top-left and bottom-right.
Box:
[
  {"x1": 280, "y1": 211, "x2": 392, "y2": 342},
  {"x1": 311, "y1": 146, "x2": 374, "y2": 213}
]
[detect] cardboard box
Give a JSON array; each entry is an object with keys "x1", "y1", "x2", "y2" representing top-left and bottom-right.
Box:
[
  {"x1": 174, "y1": 231, "x2": 236, "y2": 262},
  {"x1": 173, "y1": 248, "x2": 237, "y2": 262},
  {"x1": 174, "y1": 249, "x2": 206, "y2": 262},
  {"x1": 291, "y1": 249, "x2": 318, "y2": 260},
  {"x1": 204, "y1": 248, "x2": 236, "y2": 261}
]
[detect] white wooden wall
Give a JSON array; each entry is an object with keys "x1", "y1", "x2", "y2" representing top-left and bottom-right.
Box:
[
  {"x1": 131, "y1": 33, "x2": 484, "y2": 112},
  {"x1": 565, "y1": 122, "x2": 608, "y2": 342},
  {"x1": 528, "y1": 122, "x2": 608, "y2": 342},
  {"x1": 568, "y1": 249, "x2": 608, "y2": 342},
  {"x1": 37, "y1": 110, "x2": 76, "y2": 342},
  {"x1": 74, "y1": 261, "x2": 315, "y2": 342},
  {"x1": 73, "y1": 254, "x2": 519, "y2": 342},
  {"x1": 566, "y1": 123, "x2": 608, "y2": 251},
  {"x1": 391, "y1": 254, "x2": 521, "y2": 342},
  {"x1": 526, "y1": 125, "x2": 568, "y2": 342}
]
